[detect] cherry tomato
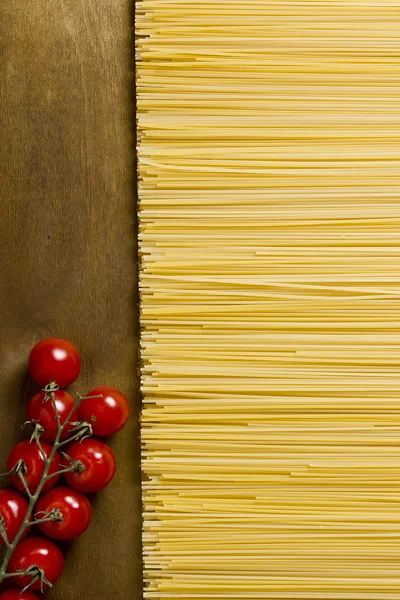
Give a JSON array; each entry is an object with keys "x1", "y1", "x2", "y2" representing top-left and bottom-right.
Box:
[
  {"x1": 79, "y1": 386, "x2": 129, "y2": 437},
  {"x1": 8, "y1": 537, "x2": 63, "y2": 591},
  {"x1": 26, "y1": 390, "x2": 79, "y2": 442},
  {"x1": 62, "y1": 439, "x2": 116, "y2": 493},
  {"x1": 28, "y1": 338, "x2": 81, "y2": 388},
  {"x1": 0, "y1": 490, "x2": 29, "y2": 543},
  {"x1": 0, "y1": 589, "x2": 39, "y2": 600},
  {"x1": 35, "y1": 486, "x2": 92, "y2": 540},
  {"x1": 7, "y1": 440, "x2": 61, "y2": 495}
]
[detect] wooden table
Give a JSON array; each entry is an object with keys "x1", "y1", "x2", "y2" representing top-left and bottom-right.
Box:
[{"x1": 0, "y1": 1, "x2": 141, "y2": 598}]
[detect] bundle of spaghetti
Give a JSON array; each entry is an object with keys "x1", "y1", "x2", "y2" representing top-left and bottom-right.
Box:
[{"x1": 136, "y1": 1, "x2": 400, "y2": 598}]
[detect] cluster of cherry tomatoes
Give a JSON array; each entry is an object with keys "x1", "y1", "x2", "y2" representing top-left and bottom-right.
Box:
[{"x1": 0, "y1": 338, "x2": 129, "y2": 598}]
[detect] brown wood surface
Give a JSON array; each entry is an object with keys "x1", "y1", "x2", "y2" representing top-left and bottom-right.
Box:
[{"x1": 0, "y1": 1, "x2": 141, "y2": 598}]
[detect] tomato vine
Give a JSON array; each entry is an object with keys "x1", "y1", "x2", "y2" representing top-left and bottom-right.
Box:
[{"x1": 0, "y1": 338, "x2": 129, "y2": 596}]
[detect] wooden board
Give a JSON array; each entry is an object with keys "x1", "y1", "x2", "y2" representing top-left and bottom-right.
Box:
[{"x1": 0, "y1": 1, "x2": 141, "y2": 598}]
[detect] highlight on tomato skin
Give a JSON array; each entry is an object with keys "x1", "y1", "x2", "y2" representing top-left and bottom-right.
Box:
[
  {"x1": 28, "y1": 338, "x2": 81, "y2": 388},
  {"x1": 8, "y1": 536, "x2": 64, "y2": 591},
  {"x1": 7, "y1": 440, "x2": 61, "y2": 495},
  {"x1": 0, "y1": 589, "x2": 40, "y2": 600},
  {"x1": 35, "y1": 486, "x2": 92, "y2": 540},
  {"x1": 79, "y1": 385, "x2": 130, "y2": 437},
  {"x1": 0, "y1": 490, "x2": 29, "y2": 543},
  {"x1": 62, "y1": 439, "x2": 116, "y2": 493},
  {"x1": 26, "y1": 389, "x2": 79, "y2": 441}
]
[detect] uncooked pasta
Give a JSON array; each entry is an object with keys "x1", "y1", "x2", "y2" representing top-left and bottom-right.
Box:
[{"x1": 136, "y1": 1, "x2": 400, "y2": 598}]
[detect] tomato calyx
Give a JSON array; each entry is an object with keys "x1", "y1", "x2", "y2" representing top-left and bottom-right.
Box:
[
  {"x1": 6, "y1": 459, "x2": 27, "y2": 477},
  {"x1": 23, "y1": 422, "x2": 45, "y2": 444},
  {"x1": 60, "y1": 452, "x2": 85, "y2": 474},
  {"x1": 9, "y1": 564, "x2": 53, "y2": 594},
  {"x1": 42, "y1": 382, "x2": 60, "y2": 394},
  {"x1": 32, "y1": 507, "x2": 63, "y2": 525},
  {"x1": 0, "y1": 460, "x2": 32, "y2": 498},
  {"x1": 58, "y1": 421, "x2": 93, "y2": 447},
  {"x1": 46, "y1": 454, "x2": 86, "y2": 482}
]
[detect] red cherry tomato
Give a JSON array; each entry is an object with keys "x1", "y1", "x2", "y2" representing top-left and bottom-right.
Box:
[
  {"x1": 7, "y1": 440, "x2": 61, "y2": 495},
  {"x1": 62, "y1": 439, "x2": 116, "y2": 493},
  {"x1": 26, "y1": 390, "x2": 78, "y2": 442},
  {"x1": 79, "y1": 386, "x2": 129, "y2": 437},
  {"x1": 28, "y1": 338, "x2": 81, "y2": 388},
  {"x1": 0, "y1": 490, "x2": 29, "y2": 543},
  {"x1": 8, "y1": 537, "x2": 63, "y2": 591},
  {"x1": 35, "y1": 486, "x2": 92, "y2": 540},
  {"x1": 0, "y1": 589, "x2": 39, "y2": 600}
]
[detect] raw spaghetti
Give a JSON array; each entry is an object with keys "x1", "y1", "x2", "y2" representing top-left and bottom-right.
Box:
[{"x1": 136, "y1": 1, "x2": 400, "y2": 598}]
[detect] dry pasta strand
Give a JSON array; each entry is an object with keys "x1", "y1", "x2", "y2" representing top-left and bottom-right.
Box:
[{"x1": 137, "y1": 1, "x2": 400, "y2": 598}]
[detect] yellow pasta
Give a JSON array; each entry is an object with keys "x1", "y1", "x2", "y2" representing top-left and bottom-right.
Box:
[{"x1": 136, "y1": 1, "x2": 400, "y2": 598}]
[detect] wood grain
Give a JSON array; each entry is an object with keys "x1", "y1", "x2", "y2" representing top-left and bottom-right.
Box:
[{"x1": 0, "y1": 1, "x2": 141, "y2": 598}]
